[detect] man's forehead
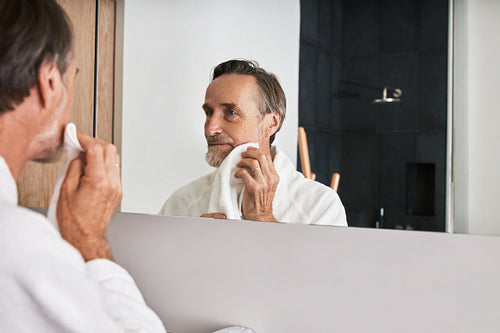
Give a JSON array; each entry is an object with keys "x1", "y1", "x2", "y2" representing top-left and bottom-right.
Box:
[{"x1": 205, "y1": 73, "x2": 260, "y2": 103}]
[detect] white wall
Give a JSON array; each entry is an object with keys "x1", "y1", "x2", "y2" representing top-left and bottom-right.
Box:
[
  {"x1": 119, "y1": 0, "x2": 300, "y2": 214},
  {"x1": 454, "y1": 0, "x2": 500, "y2": 235}
]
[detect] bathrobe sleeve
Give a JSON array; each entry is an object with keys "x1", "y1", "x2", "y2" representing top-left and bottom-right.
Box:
[
  {"x1": 270, "y1": 147, "x2": 348, "y2": 226},
  {"x1": 0, "y1": 205, "x2": 165, "y2": 332}
]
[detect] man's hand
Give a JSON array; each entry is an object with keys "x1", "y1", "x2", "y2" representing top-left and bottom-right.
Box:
[
  {"x1": 234, "y1": 147, "x2": 279, "y2": 222},
  {"x1": 201, "y1": 213, "x2": 227, "y2": 219},
  {"x1": 56, "y1": 132, "x2": 122, "y2": 262}
]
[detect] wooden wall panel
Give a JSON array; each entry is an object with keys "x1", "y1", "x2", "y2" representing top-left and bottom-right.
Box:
[
  {"x1": 96, "y1": 0, "x2": 115, "y2": 143},
  {"x1": 60, "y1": 0, "x2": 96, "y2": 136}
]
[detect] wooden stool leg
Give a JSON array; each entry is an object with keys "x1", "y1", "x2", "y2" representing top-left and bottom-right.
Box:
[{"x1": 331, "y1": 173, "x2": 340, "y2": 192}]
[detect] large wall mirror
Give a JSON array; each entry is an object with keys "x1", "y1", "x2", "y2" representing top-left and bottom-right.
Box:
[{"x1": 116, "y1": 0, "x2": 500, "y2": 236}]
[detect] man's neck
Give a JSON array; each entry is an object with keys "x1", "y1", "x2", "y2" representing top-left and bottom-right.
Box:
[{"x1": 0, "y1": 108, "x2": 37, "y2": 181}]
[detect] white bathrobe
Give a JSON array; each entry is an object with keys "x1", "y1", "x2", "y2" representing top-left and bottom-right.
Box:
[
  {"x1": 160, "y1": 146, "x2": 347, "y2": 226},
  {"x1": 0, "y1": 155, "x2": 165, "y2": 332}
]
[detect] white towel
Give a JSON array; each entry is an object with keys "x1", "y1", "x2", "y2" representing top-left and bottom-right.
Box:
[
  {"x1": 206, "y1": 143, "x2": 258, "y2": 220},
  {"x1": 47, "y1": 122, "x2": 84, "y2": 231}
]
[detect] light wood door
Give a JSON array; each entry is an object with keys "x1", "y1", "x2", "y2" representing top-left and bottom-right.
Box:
[{"x1": 17, "y1": 0, "x2": 115, "y2": 208}]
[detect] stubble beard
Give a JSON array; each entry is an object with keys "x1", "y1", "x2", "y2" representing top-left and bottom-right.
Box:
[
  {"x1": 32, "y1": 130, "x2": 65, "y2": 163},
  {"x1": 205, "y1": 135, "x2": 235, "y2": 167},
  {"x1": 33, "y1": 87, "x2": 68, "y2": 164}
]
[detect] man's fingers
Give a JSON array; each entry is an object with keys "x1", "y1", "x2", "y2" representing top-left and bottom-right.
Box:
[
  {"x1": 234, "y1": 167, "x2": 257, "y2": 189},
  {"x1": 236, "y1": 158, "x2": 264, "y2": 180},
  {"x1": 241, "y1": 148, "x2": 273, "y2": 175},
  {"x1": 75, "y1": 132, "x2": 122, "y2": 203},
  {"x1": 102, "y1": 143, "x2": 122, "y2": 198},
  {"x1": 81, "y1": 143, "x2": 107, "y2": 183},
  {"x1": 237, "y1": 148, "x2": 279, "y2": 222},
  {"x1": 77, "y1": 132, "x2": 108, "y2": 175},
  {"x1": 61, "y1": 155, "x2": 84, "y2": 193},
  {"x1": 201, "y1": 213, "x2": 227, "y2": 219},
  {"x1": 76, "y1": 131, "x2": 93, "y2": 151}
]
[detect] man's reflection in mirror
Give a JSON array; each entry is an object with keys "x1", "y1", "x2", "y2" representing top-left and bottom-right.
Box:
[{"x1": 160, "y1": 59, "x2": 347, "y2": 226}]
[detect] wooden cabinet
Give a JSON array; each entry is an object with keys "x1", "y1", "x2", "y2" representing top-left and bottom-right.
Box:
[{"x1": 17, "y1": 0, "x2": 116, "y2": 208}]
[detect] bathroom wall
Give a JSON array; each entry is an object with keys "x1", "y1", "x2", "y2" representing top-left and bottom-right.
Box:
[
  {"x1": 453, "y1": 0, "x2": 500, "y2": 235},
  {"x1": 299, "y1": 0, "x2": 449, "y2": 231}
]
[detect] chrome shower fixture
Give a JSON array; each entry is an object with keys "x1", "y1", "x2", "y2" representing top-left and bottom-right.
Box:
[
  {"x1": 334, "y1": 80, "x2": 403, "y2": 104},
  {"x1": 372, "y1": 87, "x2": 402, "y2": 104}
]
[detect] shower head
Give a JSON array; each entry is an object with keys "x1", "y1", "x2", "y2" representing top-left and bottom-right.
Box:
[{"x1": 371, "y1": 87, "x2": 402, "y2": 104}]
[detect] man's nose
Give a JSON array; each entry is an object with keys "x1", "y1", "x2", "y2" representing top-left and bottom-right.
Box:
[{"x1": 205, "y1": 114, "x2": 223, "y2": 135}]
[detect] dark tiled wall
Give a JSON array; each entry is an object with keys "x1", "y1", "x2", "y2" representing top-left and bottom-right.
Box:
[{"x1": 298, "y1": 0, "x2": 448, "y2": 231}]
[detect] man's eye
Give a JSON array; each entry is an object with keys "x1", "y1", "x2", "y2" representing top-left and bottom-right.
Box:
[{"x1": 227, "y1": 110, "x2": 236, "y2": 116}]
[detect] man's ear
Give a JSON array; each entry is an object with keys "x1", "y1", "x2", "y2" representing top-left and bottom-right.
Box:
[
  {"x1": 265, "y1": 112, "x2": 282, "y2": 138},
  {"x1": 37, "y1": 62, "x2": 62, "y2": 112}
]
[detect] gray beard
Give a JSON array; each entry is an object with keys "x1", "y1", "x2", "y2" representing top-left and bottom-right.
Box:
[{"x1": 205, "y1": 145, "x2": 232, "y2": 168}]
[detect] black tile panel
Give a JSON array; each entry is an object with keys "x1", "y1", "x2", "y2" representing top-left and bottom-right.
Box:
[
  {"x1": 316, "y1": 51, "x2": 332, "y2": 126},
  {"x1": 405, "y1": 163, "x2": 435, "y2": 216},
  {"x1": 318, "y1": 0, "x2": 333, "y2": 49},
  {"x1": 331, "y1": 103, "x2": 343, "y2": 132},
  {"x1": 331, "y1": 67, "x2": 343, "y2": 133},
  {"x1": 378, "y1": 132, "x2": 416, "y2": 209},
  {"x1": 418, "y1": 0, "x2": 449, "y2": 52},
  {"x1": 380, "y1": 0, "x2": 418, "y2": 53},
  {"x1": 314, "y1": 131, "x2": 334, "y2": 185},
  {"x1": 342, "y1": 0, "x2": 380, "y2": 58},
  {"x1": 416, "y1": 131, "x2": 447, "y2": 224},
  {"x1": 300, "y1": 0, "x2": 318, "y2": 42},
  {"x1": 418, "y1": 53, "x2": 448, "y2": 130},
  {"x1": 302, "y1": 130, "x2": 342, "y2": 188},
  {"x1": 342, "y1": 58, "x2": 380, "y2": 87},
  {"x1": 306, "y1": 128, "x2": 319, "y2": 176},
  {"x1": 340, "y1": 134, "x2": 378, "y2": 210},
  {"x1": 332, "y1": 0, "x2": 343, "y2": 56},
  {"x1": 339, "y1": 99, "x2": 378, "y2": 132},
  {"x1": 327, "y1": 133, "x2": 342, "y2": 179},
  {"x1": 346, "y1": 209, "x2": 377, "y2": 228},
  {"x1": 299, "y1": 43, "x2": 318, "y2": 126},
  {"x1": 416, "y1": 216, "x2": 443, "y2": 232},
  {"x1": 380, "y1": 207, "x2": 406, "y2": 229},
  {"x1": 416, "y1": 131, "x2": 446, "y2": 165},
  {"x1": 340, "y1": 58, "x2": 380, "y2": 132},
  {"x1": 331, "y1": 54, "x2": 342, "y2": 93}
]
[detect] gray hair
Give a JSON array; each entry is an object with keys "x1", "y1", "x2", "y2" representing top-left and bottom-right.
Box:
[{"x1": 0, "y1": 0, "x2": 73, "y2": 113}]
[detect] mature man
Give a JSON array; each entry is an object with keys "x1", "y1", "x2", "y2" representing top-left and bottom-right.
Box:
[
  {"x1": 160, "y1": 60, "x2": 347, "y2": 226},
  {"x1": 0, "y1": 0, "x2": 164, "y2": 331}
]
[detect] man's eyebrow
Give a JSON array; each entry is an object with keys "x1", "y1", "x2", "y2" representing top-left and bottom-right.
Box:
[
  {"x1": 202, "y1": 102, "x2": 241, "y2": 112},
  {"x1": 220, "y1": 103, "x2": 242, "y2": 112}
]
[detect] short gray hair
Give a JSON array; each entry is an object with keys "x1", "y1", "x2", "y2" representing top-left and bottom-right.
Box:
[{"x1": 0, "y1": 0, "x2": 73, "y2": 114}]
